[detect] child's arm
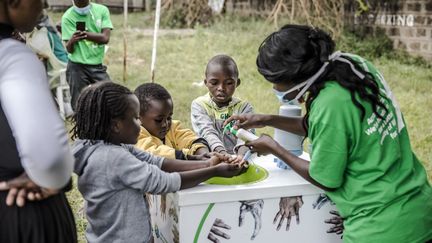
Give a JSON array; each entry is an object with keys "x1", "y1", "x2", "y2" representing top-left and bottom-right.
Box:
[
  {"x1": 178, "y1": 163, "x2": 243, "y2": 189},
  {"x1": 191, "y1": 101, "x2": 227, "y2": 153},
  {"x1": 111, "y1": 148, "x2": 181, "y2": 194},
  {"x1": 236, "y1": 145, "x2": 250, "y2": 157},
  {"x1": 115, "y1": 146, "x2": 242, "y2": 193},
  {"x1": 161, "y1": 153, "x2": 233, "y2": 172},
  {"x1": 194, "y1": 146, "x2": 210, "y2": 155},
  {"x1": 128, "y1": 145, "x2": 232, "y2": 171},
  {"x1": 171, "y1": 121, "x2": 210, "y2": 158},
  {"x1": 136, "y1": 134, "x2": 179, "y2": 159}
]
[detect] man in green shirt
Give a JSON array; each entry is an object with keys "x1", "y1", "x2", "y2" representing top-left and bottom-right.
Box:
[{"x1": 62, "y1": 0, "x2": 113, "y2": 108}]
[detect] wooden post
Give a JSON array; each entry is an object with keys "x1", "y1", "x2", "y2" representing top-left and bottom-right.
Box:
[
  {"x1": 123, "y1": 0, "x2": 128, "y2": 82},
  {"x1": 145, "y1": 0, "x2": 151, "y2": 12}
]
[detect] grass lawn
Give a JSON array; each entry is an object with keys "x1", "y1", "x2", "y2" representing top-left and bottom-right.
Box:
[{"x1": 49, "y1": 12, "x2": 432, "y2": 242}]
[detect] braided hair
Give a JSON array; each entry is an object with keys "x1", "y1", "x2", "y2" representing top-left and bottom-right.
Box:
[
  {"x1": 71, "y1": 81, "x2": 133, "y2": 141},
  {"x1": 134, "y1": 83, "x2": 172, "y2": 115},
  {"x1": 256, "y1": 24, "x2": 388, "y2": 135}
]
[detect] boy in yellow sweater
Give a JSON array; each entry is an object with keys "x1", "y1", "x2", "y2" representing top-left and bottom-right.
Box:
[
  {"x1": 134, "y1": 83, "x2": 210, "y2": 160},
  {"x1": 134, "y1": 83, "x2": 215, "y2": 241}
]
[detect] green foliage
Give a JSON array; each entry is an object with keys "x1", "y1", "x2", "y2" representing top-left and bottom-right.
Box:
[
  {"x1": 337, "y1": 28, "x2": 394, "y2": 59},
  {"x1": 160, "y1": 6, "x2": 188, "y2": 28},
  {"x1": 338, "y1": 28, "x2": 431, "y2": 68}
]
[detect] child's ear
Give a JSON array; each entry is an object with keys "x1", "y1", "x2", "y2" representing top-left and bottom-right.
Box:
[
  {"x1": 236, "y1": 78, "x2": 241, "y2": 87},
  {"x1": 111, "y1": 119, "x2": 121, "y2": 134}
]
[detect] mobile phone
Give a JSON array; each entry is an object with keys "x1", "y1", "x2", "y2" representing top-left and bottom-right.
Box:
[{"x1": 76, "y1": 21, "x2": 86, "y2": 31}]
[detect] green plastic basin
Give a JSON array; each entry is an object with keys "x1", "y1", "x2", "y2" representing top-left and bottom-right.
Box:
[{"x1": 205, "y1": 164, "x2": 268, "y2": 185}]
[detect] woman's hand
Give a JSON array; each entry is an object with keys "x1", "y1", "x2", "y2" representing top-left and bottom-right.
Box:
[
  {"x1": 224, "y1": 114, "x2": 269, "y2": 130},
  {"x1": 0, "y1": 172, "x2": 59, "y2": 207},
  {"x1": 246, "y1": 134, "x2": 279, "y2": 156}
]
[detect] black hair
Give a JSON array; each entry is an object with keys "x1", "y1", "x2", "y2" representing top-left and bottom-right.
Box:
[
  {"x1": 205, "y1": 54, "x2": 239, "y2": 78},
  {"x1": 71, "y1": 81, "x2": 133, "y2": 141},
  {"x1": 256, "y1": 24, "x2": 388, "y2": 136},
  {"x1": 134, "y1": 83, "x2": 172, "y2": 114}
]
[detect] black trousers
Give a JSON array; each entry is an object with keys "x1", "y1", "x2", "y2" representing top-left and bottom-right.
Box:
[
  {"x1": 66, "y1": 61, "x2": 111, "y2": 109},
  {"x1": 0, "y1": 192, "x2": 77, "y2": 243}
]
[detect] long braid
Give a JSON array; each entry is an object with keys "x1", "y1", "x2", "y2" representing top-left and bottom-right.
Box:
[
  {"x1": 71, "y1": 82, "x2": 133, "y2": 141},
  {"x1": 257, "y1": 25, "x2": 388, "y2": 137}
]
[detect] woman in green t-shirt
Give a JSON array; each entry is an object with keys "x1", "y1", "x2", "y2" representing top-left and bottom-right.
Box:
[{"x1": 225, "y1": 25, "x2": 432, "y2": 243}]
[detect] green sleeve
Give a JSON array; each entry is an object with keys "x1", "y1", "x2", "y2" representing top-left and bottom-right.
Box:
[
  {"x1": 101, "y1": 6, "x2": 113, "y2": 29},
  {"x1": 309, "y1": 121, "x2": 349, "y2": 188},
  {"x1": 61, "y1": 14, "x2": 75, "y2": 41},
  {"x1": 307, "y1": 82, "x2": 357, "y2": 189}
]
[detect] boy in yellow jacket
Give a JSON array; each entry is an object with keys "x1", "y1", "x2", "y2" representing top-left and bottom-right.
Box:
[{"x1": 134, "y1": 83, "x2": 210, "y2": 160}]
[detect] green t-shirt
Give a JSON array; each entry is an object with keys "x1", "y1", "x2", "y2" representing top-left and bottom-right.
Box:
[
  {"x1": 61, "y1": 3, "x2": 113, "y2": 65},
  {"x1": 308, "y1": 55, "x2": 432, "y2": 243}
]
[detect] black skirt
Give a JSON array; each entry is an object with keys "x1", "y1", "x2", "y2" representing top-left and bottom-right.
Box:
[{"x1": 0, "y1": 191, "x2": 77, "y2": 243}]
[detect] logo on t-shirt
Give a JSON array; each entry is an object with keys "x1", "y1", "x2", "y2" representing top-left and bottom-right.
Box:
[
  {"x1": 96, "y1": 19, "x2": 102, "y2": 28},
  {"x1": 220, "y1": 113, "x2": 230, "y2": 120},
  {"x1": 364, "y1": 95, "x2": 399, "y2": 144}
]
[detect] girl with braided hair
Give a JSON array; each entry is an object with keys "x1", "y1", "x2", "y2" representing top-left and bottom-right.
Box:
[
  {"x1": 225, "y1": 25, "x2": 432, "y2": 242},
  {"x1": 71, "y1": 81, "x2": 243, "y2": 243}
]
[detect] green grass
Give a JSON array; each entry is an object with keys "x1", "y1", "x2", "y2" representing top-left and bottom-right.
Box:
[{"x1": 51, "y1": 12, "x2": 432, "y2": 242}]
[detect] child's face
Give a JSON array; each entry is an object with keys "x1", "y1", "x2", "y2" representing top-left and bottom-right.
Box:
[
  {"x1": 110, "y1": 95, "x2": 141, "y2": 145},
  {"x1": 205, "y1": 65, "x2": 239, "y2": 107},
  {"x1": 140, "y1": 99, "x2": 173, "y2": 140}
]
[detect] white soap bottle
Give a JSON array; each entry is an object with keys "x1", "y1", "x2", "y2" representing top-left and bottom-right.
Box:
[{"x1": 224, "y1": 121, "x2": 259, "y2": 142}]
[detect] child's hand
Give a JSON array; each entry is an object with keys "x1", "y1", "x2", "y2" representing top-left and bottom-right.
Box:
[
  {"x1": 189, "y1": 152, "x2": 217, "y2": 161},
  {"x1": 231, "y1": 154, "x2": 245, "y2": 166},
  {"x1": 235, "y1": 145, "x2": 251, "y2": 168},
  {"x1": 207, "y1": 153, "x2": 236, "y2": 166},
  {"x1": 236, "y1": 154, "x2": 252, "y2": 169},
  {"x1": 214, "y1": 163, "x2": 245, "y2": 178}
]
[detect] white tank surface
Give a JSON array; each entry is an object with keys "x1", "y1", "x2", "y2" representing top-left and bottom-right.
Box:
[{"x1": 274, "y1": 104, "x2": 304, "y2": 169}]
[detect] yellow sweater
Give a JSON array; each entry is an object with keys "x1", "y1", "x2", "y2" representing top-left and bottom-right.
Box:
[{"x1": 135, "y1": 120, "x2": 207, "y2": 159}]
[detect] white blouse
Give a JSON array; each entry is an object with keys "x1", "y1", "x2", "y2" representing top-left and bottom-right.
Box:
[{"x1": 0, "y1": 38, "x2": 73, "y2": 189}]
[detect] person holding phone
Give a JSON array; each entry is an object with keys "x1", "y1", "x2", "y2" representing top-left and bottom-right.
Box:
[{"x1": 61, "y1": 0, "x2": 113, "y2": 109}]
